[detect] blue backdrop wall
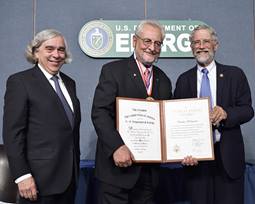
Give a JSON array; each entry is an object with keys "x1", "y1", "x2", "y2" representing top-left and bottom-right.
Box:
[{"x1": 0, "y1": 0, "x2": 255, "y2": 163}]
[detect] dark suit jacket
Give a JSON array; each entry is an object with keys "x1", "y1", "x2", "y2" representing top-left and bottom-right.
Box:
[
  {"x1": 3, "y1": 65, "x2": 81, "y2": 196},
  {"x1": 174, "y1": 62, "x2": 254, "y2": 179},
  {"x1": 91, "y1": 56, "x2": 172, "y2": 189}
]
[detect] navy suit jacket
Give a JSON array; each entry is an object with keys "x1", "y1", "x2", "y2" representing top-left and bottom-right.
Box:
[
  {"x1": 3, "y1": 65, "x2": 81, "y2": 196},
  {"x1": 91, "y1": 56, "x2": 172, "y2": 189},
  {"x1": 174, "y1": 62, "x2": 254, "y2": 179}
]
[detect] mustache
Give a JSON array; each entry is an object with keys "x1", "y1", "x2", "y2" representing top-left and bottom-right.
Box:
[
  {"x1": 195, "y1": 49, "x2": 209, "y2": 54},
  {"x1": 145, "y1": 49, "x2": 160, "y2": 55}
]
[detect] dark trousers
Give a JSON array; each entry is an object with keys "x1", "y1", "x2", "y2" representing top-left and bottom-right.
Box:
[
  {"x1": 97, "y1": 166, "x2": 156, "y2": 204},
  {"x1": 185, "y1": 143, "x2": 244, "y2": 204},
  {"x1": 18, "y1": 177, "x2": 76, "y2": 204}
]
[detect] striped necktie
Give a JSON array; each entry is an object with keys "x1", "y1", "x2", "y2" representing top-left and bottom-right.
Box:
[
  {"x1": 144, "y1": 68, "x2": 151, "y2": 91},
  {"x1": 51, "y1": 75, "x2": 74, "y2": 128}
]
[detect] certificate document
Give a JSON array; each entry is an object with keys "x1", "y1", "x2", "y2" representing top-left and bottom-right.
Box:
[{"x1": 116, "y1": 97, "x2": 214, "y2": 163}]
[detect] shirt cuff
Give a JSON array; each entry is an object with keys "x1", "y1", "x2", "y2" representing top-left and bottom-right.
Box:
[{"x1": 15, "y1": 173, "x2": 32, "y2": 184}]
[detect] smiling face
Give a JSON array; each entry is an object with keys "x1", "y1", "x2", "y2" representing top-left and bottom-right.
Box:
[
  {"x1": 35, "y1": 36, "x2": 66, "y2": 75},
  {"x1": 133, "y1": 24, "x2": 163, "y2": 66},
  {"x1": 190, "y1": 29, "x2": 218, "y2": 67}
]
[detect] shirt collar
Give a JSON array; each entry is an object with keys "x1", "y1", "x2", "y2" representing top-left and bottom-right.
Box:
[
  {"x1": 37, "y1": 63, "x2": 61, "y2": 80},
  {"x1": 197, "y1": 60, "x2": 216, "y2": 73},
  {"x1": 133, "y1": 53, "x2": 153, "y2": 73}
]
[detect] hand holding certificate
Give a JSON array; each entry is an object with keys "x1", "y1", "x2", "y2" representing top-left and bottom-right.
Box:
[{"x1": 116, "y1": 97, "x2": 214, "y2": 163}]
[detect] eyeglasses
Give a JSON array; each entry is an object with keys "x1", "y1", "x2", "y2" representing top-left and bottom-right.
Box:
[
  {"x1": 191, "y1": 39, "x2": 215, "y2": 47},
  {"x1": 135, "y1": 35, "x2": 163, "y2": 49}
]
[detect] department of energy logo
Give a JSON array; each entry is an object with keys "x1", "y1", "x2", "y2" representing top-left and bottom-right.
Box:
[
  {"x1": 79, "y1": 20, "x2": 113, "y2": 57},
  {"x1": 79, "y1": 20, "x2": 206, "y2": 58}
]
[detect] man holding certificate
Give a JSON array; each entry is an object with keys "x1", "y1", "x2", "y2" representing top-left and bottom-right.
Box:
[
  {"x1": 174, "y1": 24, "x2": 254, "y2": 204},
  {"x1": 91, "y1": 20, "x2": 172, "y2": 204}
]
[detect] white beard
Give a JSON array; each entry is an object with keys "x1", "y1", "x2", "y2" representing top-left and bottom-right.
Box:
[{"x1": 194, "y1": 51, "x2": 215, "y2": 66}]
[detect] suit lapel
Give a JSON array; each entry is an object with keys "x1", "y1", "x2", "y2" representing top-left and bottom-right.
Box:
[
  {"x1": 32, "y1": 65, "x2": 57, "y2": 98},
  {"x1": 189, "y1": 63, "x2": 226, "y2": 104},
  {"x1": 216, "y1": 62, "x2": 226, "y2": 106},
  {"x1": 60, "y1": 73, "x2": 79, "y2": 116},
  {"x1": 59, "y1": 72, "x2": 74, "y2": 102},
  {"x1": 189, "y1": 67, "x2": 198, "y2": 97},
  {"x1": 32, "y1": 66, "x2": 76, "y2": 128},
  {"x1": 127, "y1": 57, "x2": 148, "y2": 98},
  {"x1": 151, "y1": 67, "x2": 160, "y2": 98}
]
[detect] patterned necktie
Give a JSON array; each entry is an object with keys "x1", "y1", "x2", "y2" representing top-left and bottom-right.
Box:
[
  {"x1": 200, "y1": 68, "x2": 215, "y2": 142},
  {"x1": 144, "y1": 69, "x2": 151, "y2": 91},
  {"x1": 51, "y1": 75, "x2": 74, "y2": 128}
]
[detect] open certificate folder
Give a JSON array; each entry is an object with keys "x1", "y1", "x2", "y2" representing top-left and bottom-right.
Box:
[{"x1": 116, "y1": 97, "x2": 214, "y2": 163}]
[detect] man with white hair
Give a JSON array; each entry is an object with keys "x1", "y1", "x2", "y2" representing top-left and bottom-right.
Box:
[{"x1": 3, "y1": 29, "x2": 81, "y2": 204}]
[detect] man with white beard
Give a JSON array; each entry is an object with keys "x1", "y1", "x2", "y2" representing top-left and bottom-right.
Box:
[{"x1": 174, "y1": 24, "x2": 254, "y2": 204}]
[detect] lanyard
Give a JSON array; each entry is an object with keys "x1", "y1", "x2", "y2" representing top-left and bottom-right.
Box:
[{"x1": 136, "y1": 59, "x2": 153, "y2": 96}]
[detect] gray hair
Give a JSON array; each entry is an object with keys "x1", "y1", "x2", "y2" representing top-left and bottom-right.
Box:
[
  {"x1": 25, "y1": 29, "x2": 72, "y2": 64},
  {"x1": 135, "y1": 20, "x2": 165, "y2": 41},
  {"x1": 189, "y1": 24, "x2": 218, "y2": 43}
]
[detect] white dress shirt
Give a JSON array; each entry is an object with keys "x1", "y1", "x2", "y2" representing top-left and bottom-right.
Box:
[{"x1": 196, "y1": 60, "x2": 221, "y2": 142}]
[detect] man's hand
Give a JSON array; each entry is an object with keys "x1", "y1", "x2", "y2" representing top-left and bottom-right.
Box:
[
  {"x1": 18, "y1": 176, "x2": 38, "y2": 201},
  {"x1": 181, "y1": 156, "x2": 198, "y2": 166},
  {"x1": 210, "y1": 106, "x2": 227, "y2": 126},
  {"x1": 113, "y1": 145, "x2": 134, "y2": 167}
]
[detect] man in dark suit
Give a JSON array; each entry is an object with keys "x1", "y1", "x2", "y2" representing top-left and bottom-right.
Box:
[
  {"x1": 3, "y1": 29, "x2": 81, "y2": 204},
  {"x1": 174, "y1": 24, "x2": 254, "y2": 204},
  {"x1": 91, "y1": 20, "x2": 172, "y2": 204}
]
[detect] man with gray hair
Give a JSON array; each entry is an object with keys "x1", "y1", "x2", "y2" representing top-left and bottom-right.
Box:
[
  {"x1": 175, "y1": 24, "x2": 254, "y2": 204},
  {"x1": 3, "y1": 29, "x2": 81, "y2": 204},
  {"x1": 91, "y1": 20, "x2": 172, "y2": 204}
]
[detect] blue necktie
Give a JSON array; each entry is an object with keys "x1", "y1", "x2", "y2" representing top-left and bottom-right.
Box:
[
  {"x1": 51, "y1": 75, "x2": 74, "y2": 128},
  {"x1": 200, "y1": 68, "x2": 215, "y2": 142},
  {"x1": 200, "y1": 68, "x2": 213, "y2": 108}
]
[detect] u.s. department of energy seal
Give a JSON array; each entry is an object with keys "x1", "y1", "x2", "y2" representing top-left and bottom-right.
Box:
[
  {"x1": 173, "y1": 144, "x2": 180, "y2": 154},
  {"x1": 78, "y1": 20, "x2": 113, "y2": 57}
]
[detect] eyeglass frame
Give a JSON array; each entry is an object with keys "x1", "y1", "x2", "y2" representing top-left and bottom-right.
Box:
[
  {"x1": 135, "y1": 34, "x2": 163, "y2": 49},
  {"x1": 190, "y1": 39, "x2": 216, "y2": 47}
]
